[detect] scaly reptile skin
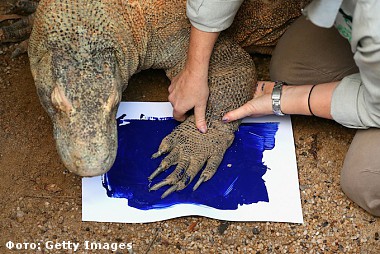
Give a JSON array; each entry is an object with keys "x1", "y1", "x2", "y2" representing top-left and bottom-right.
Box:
[{"x1": 18, "y1": 0, "x2": 309, "y2": 197}]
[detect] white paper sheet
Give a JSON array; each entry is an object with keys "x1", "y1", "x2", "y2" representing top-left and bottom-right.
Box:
[{"x1": 82, "y1": 102, "x2": 303, "y2": 223}]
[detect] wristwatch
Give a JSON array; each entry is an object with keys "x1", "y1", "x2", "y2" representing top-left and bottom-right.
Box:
[{"x1": 271, "y1": 81, "x2": 286, "y2": 116}]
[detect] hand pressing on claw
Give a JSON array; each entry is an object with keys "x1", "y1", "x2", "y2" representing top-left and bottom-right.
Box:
[
  {"x1": 148, "y1": 116, "x2": 234, "y2": 198},
  {"x1": 168, "y1": 67, "x2": 209, "y2": 133},
  {"x1": 168, "y1": 25, "x2": 220, "y2": 133}
]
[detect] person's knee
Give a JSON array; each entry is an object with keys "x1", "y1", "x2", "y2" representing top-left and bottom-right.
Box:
[
  {"x1": 341, "y1": 164, "x2": 380, "y2": 217},
  {"x1": 340, "y1": 129, "x2": 380, "y2": 216},
  {"x1": 269, "y1": 56, "x2": 288, "y2": 83}
]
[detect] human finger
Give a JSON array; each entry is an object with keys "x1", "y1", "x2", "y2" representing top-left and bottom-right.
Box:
[
  {"x1": 194, "y1": 103, "x2": 207, "y2": 133},
  {"x1": 222, "y1": 101, "x2": 256, "y2": 122}
]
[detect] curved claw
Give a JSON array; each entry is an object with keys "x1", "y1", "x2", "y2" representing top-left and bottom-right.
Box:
[
  {"x1": 151, "y1": 133, "x2": 176, "y2": 159},
  {"x1": 11, "y1": 39, "x2": 28, "y2": 58},
  {"x1": 148, "y1": 165, "x2": 165, "y2": 181},
  {"x1": 0, "y1": 14, "x2": 22, "y2": 22},
  {"x1": 149, "y1": 147, "x2": 180, "y2": 180},
  {"x1": 0, "y1": 14, "x2": 34, "y2": 43},
  {"x1": 149, "y1": 179, "x2": 172, "y2": 191},
  {"x1": 161, "y1": 185, "x2": 178, "y2": 199},
  {"x1": 151, "y1": 150, "x2": 163, "y2": 159},
  {"x1": 193, "y1": 176, "x2": 206, "y2": 191}
]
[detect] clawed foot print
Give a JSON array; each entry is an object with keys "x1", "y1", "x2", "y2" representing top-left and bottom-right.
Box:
[{"x1": 148, "y1": 116, "x2": 235, "y2": 198}]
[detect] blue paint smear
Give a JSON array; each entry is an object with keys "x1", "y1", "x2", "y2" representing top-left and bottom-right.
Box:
[{"x1": 102, "y1": 117, "x2": 279, "y2": 210}]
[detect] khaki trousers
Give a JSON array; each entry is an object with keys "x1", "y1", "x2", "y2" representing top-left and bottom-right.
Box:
[{"x1": 270, "y1": 16, "x2": 380, "y2": 216}]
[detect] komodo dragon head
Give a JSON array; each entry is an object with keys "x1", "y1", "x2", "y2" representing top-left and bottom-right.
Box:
[{"x1": 28, "y1": 0, "x2": 136, "y2": 176}]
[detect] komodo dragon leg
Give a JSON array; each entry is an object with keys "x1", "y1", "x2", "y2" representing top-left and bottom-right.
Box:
[
  {"x1": 148, "y1": 31, "x2": 255, "y2": 197},
  {"x1": 0, "y1": 0, "x2": 37, "y2": 57}
]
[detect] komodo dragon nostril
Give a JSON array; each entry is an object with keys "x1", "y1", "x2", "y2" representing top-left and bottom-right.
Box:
[{"x1": 75, "y1": 160, "x2": 82, "y2": 167}]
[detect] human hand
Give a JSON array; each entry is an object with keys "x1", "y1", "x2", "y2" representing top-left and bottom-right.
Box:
[
  {"x1": 222, "y1": 81, "x2": 275, "y2": 122},
  {"x1": 168, "y1": 67, "x2": 209, "y2": 133}
]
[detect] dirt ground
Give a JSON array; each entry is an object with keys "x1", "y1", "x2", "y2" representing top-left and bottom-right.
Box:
[{"x1": 0, "y1": 3, "x2": 379, "y2": 252}]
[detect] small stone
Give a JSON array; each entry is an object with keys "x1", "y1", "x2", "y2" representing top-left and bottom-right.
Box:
[
  {"x1": 252, "y1": 227, "x2": 260, "y2": 235},
  {"x1": 16, "y1": 210, "x2": 25, "y2": 223},
  {"x1": 57, "y1": 216, "x2": 64, "y2": 224},
  {"x1": 45, "y1": 183, "x2": 62, "y2": 193},
  {"x1": 217, "y1": 221, "x2": 229, "y2": 235},
  {"x1": 321, "y1": 221, "x2": 329, "y2": 227},
  {"x1": 375, "y1": 232, "x2": 379, "y2": 240},
  {"x1": 16, "y1": 210, "x2": 24, "y2": 217}
]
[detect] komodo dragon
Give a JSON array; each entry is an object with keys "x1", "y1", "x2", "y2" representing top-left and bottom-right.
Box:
[{"x1": 1, "y1": 0, "x2": 310, "y2": 198}]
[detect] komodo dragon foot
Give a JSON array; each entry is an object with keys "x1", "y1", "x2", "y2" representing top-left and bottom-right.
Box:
[
  {"x1": 0, "y1": 0, "x2": 37, "y2": 57},
  {"x1": 149, "y1": 116, "x2": 235, "y2": 198}
]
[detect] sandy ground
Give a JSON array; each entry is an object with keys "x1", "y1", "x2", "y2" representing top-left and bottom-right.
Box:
[{"x1": 0, "y1": 3, "x2": 379, "y2": 253}]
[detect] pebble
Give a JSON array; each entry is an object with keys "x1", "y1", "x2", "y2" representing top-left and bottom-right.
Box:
[
  {"x1": 252, "y1": 227, "x2": 260, "y2": 235},
  {"x1": 218, "y1": 221, "x2": 229, "y2": 235},
  {"x1": 16, "y1": 210, "x2": 25, "y2": 223}
]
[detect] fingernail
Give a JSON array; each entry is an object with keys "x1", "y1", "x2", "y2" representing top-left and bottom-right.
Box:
[
  {"x1": 198, "y1": 127, "x2": 207, "y2": 134},
  {"x1": 222, "y1": 117, "x2": 229, "y2": 123}
]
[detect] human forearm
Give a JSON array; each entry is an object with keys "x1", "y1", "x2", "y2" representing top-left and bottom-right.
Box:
[
  {"x1": 185, "y1": 25, "x2": 219, "y2": 76},
  {"x1": 222, "y1": 81, "x2": 340, "y2": 122},
  {"x1": 282, "y1": 82, "x2": 339, "y2": 119},
  {"x1": 170, "y1": 0, "x2": 243, "y2": 131},
  {"x1": 168, "y1": 26, "x2": 219, "y2": 132}
]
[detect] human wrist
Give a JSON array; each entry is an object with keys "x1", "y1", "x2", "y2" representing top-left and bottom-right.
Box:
[
  {"x1": 184, "y1": 58, "x2": 208, "y2": 79},
  {"x1": 186, "y1": 26, "x2": 219, "y2": 75},
  {"x1": 271, "y1": 81, "x2": 286, "y2": 116},
  {"x1": 281, "y1": 84, "x2": 314, "y2": 115}
]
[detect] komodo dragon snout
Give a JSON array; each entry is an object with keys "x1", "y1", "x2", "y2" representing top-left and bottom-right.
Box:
[
  {"x1": 28, "y1": 1, "x2": 130, "y2": 176},
  {"x1": 34, "y1": 48, "x2": 122, "y2": 176}
]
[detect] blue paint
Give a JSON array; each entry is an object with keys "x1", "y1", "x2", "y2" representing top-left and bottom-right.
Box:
[{"x1": 102, "y1": 117, "x2": 279, "y2": 210}]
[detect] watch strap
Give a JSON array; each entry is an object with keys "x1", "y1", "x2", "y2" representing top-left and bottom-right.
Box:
[{"x1": 271, "y1": 81, "x2": 286, "y2": 116}]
